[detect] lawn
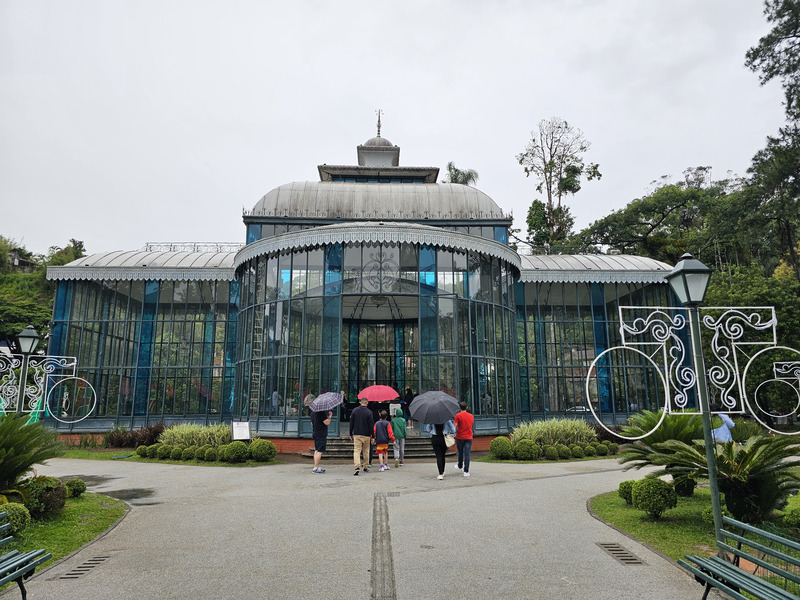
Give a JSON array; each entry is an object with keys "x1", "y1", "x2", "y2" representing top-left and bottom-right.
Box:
[
  {"x1": 1, "y1": 491, "x2": 126, "y2": 595},
  {"x1": 5, "y1": 492, "x2": 126, "y2": 562},
  {"x1": 590, "y1": 486, "x2": 718, "y2": 561}
]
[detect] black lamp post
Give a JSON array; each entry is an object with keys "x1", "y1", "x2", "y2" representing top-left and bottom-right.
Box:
[
  {"x1": 15, "y1": 325, "x2": 42, "y2": 413},
  {"x1": 665, "y1": 253, "x2": 723, "y2": 544}
]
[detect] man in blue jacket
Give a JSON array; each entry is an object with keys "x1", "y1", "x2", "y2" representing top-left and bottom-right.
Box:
[{"x1": 349, "y1": 398, "x2": 374, "y2": 476}]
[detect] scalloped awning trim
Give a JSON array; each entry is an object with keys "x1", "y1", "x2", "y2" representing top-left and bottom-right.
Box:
[{"x1": 234, "y1": 222, "x2": 522, "y2": 273}]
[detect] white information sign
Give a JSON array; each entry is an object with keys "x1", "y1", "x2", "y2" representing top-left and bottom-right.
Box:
[{"x1": 231, "y1": 421, "x2": 252, "y2": 441}]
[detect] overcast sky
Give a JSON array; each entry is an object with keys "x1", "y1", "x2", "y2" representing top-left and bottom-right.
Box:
[{"x1": 0, "y1": 1, "x2": 786, "y2": 257}]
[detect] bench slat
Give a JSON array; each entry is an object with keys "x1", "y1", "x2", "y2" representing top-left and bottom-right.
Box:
[
  {"x1": 724, "y1": 517, "x2": 800, "y2": 555},
  {"x1": 704, "y1": 556, "x2": 799, "y2": 600},
  {"x1": 0, "y1": 549, "x2": 52, "y2": 587},
  {"x1": 678, "y1": 558, "x2": 753, "y2": 600},
  {"x1": 718, "y1": 541, "x2": 800, "y2": 587},
  {"x1": 685, "y1": 554, "x2": 800, "y2": 600},
  {"x1": 723, "y1": 530, "x2": 800, "y2": 574}
]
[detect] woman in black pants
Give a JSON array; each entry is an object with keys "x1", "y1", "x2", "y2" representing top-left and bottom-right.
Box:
[{"x1": 425, "y1": 420, "x2": 455, "y2": 480}]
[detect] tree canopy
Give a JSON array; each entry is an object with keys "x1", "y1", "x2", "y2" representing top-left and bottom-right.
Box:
[
  {"x1": 443, "y1": 162, "x2": 479, "y2": 186},
  {"x1": 0, "y1": 236, "x2": 86, "y2": 352},
  {"x1": 517, "y1": 117, "x2": 601, "y2": 247}
]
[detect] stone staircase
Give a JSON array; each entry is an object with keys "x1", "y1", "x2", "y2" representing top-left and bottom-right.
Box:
[{"x1": 302, "y1": 434, "x2": 446, "y2": 460}]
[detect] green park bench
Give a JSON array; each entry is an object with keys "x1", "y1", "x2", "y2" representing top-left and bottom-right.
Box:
[
  {"x1": 0, "y1": 511, "x2": 51, "y2": 600},
  {"x1": 679, "y1": 515, "x2": 800, "y2": 600}
]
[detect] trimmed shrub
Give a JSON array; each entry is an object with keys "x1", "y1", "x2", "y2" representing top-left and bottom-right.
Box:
[
  {"x1": 157, "y1": 445, "x2": 173, "y2": 460},
  {"x1": 606, "y1": 442, "x2": 619, "y2": 455},
  {"x1": 216, "y1": 444, "x2": 228, "y2": 462},
  {"x1": 182, "y1": 446, "x2": 198, "y2": 461},
  {"x1": 618, "y1": 480, "x2": 635, "y2": 505},
  {"x1": 249, "y1": 439, "x2": 277, "y2": 462},
  {"x1": 556, "y1": 444, "x2": 572, "y2": 459},
  {"x1": 65, "y1": 478, "x2": 86, "y2": 498},
  {"x1": 136, "y1": 445, "x2": 148, "y2": 458},
  {"x1": 673, "y1": 477, "x2": 697, "y2": 498},
  {"x1": 20, "y1": 476, "x2": 66, "y2": 519},
  {"x1": 225, "y1": 441, "x2": 249, "y2": 463},
  {"x1": 513, "y1": 439, "x2": 540, "y2": 460},
  {"x1": 170, "y1": 447, "x2": 184, "y2": 461},
  {"x1": 584, "y1": 445, "x2": 597, "y2": 457},
  {"x1": 3, "y1": 502, "x2": 31, "y2": 536},
  {"x1": 571, "y1": 446, "x2": 584, "y2": 458},
  {"x1": 195, "y1": 445, "x2": 211, "y2": 461},
  {"x1": 543, "y1": 445, "x2": 558, "y2": 460},
  {"x1": 146, "y1": 443, "x2": 162, "y2": 459},
  {"x1": 596, "y1": 444, "x2": 609, "y2": 456},
  {"x1": 632, "y1": 477, "x2": 677, "y2": 518},
  {"x1": 489, "y1": 436, "x2": 513, "y2": 459},
  {"x1": 204, "y1": 447, "x2": 218, "y2": 462}
]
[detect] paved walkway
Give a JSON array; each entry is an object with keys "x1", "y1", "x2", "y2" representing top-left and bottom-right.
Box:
[{"x1": 8, "y1": 456, "x2": 718, "y2": 600}]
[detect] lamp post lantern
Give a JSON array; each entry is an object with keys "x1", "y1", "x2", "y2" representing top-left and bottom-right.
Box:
[
  {"x1": 665, "y1": 253, "x2": 724, "y2": 544},
  {"x1": 15, "y1": 325, "x2": 42, "y2": 413}
]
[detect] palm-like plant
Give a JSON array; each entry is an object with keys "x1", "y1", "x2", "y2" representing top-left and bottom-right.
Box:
[
  {"x1": 647, "y1": 436, "x2": 800, "y2": 523},
  {"x1": 0, "y1": 413, "x2": 64, "y2": 492},
  {"x1": 617, "y1": 410, "x2": 705, "y2": 471},
  {"x1": 443, "y1": 162, "x2": 479, "y2": 186}
]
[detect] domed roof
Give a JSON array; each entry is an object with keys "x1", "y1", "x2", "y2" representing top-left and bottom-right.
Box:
[
  {"x1": 362, "y1": 135, "x2": 394, "y2": 147},
  {"x1": 249, "y1": 181, "x2": 510, "y2": 221}
]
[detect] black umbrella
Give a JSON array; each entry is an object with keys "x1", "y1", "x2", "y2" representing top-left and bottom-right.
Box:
[
  {"x1": 408, "y1": 390, "x2": 459, "y2": 424},
  {"x1": 309, "y1": 392, "x2": 343, "y2": 413}
]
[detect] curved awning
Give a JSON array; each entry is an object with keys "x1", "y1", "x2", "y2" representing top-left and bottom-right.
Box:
[
  {"x1": 47, "y1": 249, "x2": 238, "y2": 282},
  {"x1": 234, "y1": 221, "x2": 521, "y2": 273},
  {"x1": 518, "y1": 253, "x2": 671, "y2": 284}
]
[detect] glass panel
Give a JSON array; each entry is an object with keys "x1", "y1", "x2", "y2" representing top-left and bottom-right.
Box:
[
  {"x1": 304, "y1": 298, "x2": 323, "y2": 353},
  {"x1": 343, "y1": 243, "x2": 362, "y2": 293},
  {"x1": 247, "y1": 223, "x2": 261, "y2": 244},
  {"x1": 307, "y1": 248, "x2": 324, "y2": 296},
  {"x1": 324, "y1": 244, "x2": 342, "y2": 296},
  {"x1": 438, "y1": 297, "x2": 455, "y2": 353},
  {"x1": 291, "y1": 250, "x2": 307, "y2": 298},
  {"x1": 400, "y1": 244, "x2": 418, "y2": 293},
  {"x1": 419, "y1": 245, "x2": 436, "y2": 294}
]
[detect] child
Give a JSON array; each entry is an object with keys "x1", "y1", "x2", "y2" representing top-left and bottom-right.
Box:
[
  {"x1": 390, "y1": 407, "x2": 407, "y2": 467},
  {"x1": 373, "y1": 410, "x2": 395, "y2": 472}
]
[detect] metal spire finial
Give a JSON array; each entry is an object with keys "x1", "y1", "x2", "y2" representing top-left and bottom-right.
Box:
[{"x1": 376, "y1": 109, "x2": 382, "y2": 137}]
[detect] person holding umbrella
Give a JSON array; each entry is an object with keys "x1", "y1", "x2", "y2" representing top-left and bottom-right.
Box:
[
  {"x1": 311, "y1": 410, "x2": 332, "y2": 474},
  {"x1": 308, "y1": 392, "x2": 343, "y2": 474},
  {"x1": 409, "y1": 390, "x2": 460, "y2": 479},
  {"x1": 425, "y1": 419, "x2": 456, "y2": 479}
]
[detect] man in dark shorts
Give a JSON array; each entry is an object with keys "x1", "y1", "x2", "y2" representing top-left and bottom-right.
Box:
[{"x1": 311, "y1": 409, "x2": 332, "y2": 474}]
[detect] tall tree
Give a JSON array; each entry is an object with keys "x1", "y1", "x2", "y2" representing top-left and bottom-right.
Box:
[
  {"x1": 746, "y1": 129, "x2": 800, "y2": 283},
  {"x1": 746, "y1": 0, "x2": 800, "y2": 121},
  {"x1": 443, "y1": 162, "x2": 479, "y2": 186},
  {"x1": 517, "y1": 117, "x2": 601, "y2": 246}
]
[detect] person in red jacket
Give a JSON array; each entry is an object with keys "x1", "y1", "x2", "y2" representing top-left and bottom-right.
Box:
[
  {"x1": 373, "y1": 410, "x2": 395, "y2": 472},
  {"x1": 453, "y1": 402, "x2": 474, "y2": 477}
]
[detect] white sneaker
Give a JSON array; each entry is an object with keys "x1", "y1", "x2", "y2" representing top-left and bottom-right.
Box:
[
  {"x1": 463, "y1": 472, "x2": 470, "y2": 477},
  {"x1": 453, "y1": 464, "x2": 462, "y2": 472},
  {"x1": 437, "y1": 474, "x2": 444, "y2": 480}
]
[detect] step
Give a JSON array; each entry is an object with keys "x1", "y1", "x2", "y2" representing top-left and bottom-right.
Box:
[{"x1": 301, "y1": 435, "x2": 453, "y2": 459}]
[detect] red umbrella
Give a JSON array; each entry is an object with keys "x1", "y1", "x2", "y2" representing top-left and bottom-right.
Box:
[{"x1": 357, "y1": 385, "x2": 400, "y2": 402}]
